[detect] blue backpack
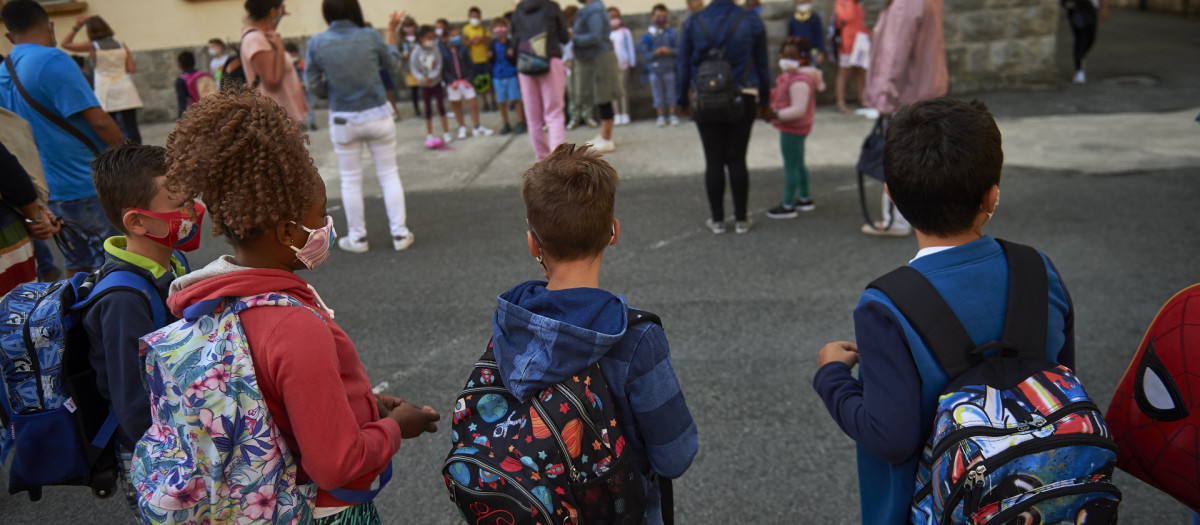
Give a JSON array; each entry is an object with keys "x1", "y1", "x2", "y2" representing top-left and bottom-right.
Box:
[{"x1": 0, "y1": 269, "x2": 168, "y2": 501}]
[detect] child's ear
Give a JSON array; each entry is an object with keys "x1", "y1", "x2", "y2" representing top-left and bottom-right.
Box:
[
  {"x1": 527, "y1": 231, "x2": 540, "y2": 259},
  {"x1": 123, "y1": 209, "x2": 147, "y2": 236},
  {"x1": 276, "y1": 221, "x2": 298, "y2": 251},
  {"x1": 610, "y1": 218, "x2": 620, "y2": 246}
]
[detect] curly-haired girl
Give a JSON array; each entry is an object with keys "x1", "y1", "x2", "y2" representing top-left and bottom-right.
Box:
[
  {"x1": 163, "y1": 88, "x2": 439, "y2": 524},
  {"x1": 766, "y1": 37, "x2": 824, "y2": 220}
]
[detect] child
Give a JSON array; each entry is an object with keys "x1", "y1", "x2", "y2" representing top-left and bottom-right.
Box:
[
  {"x1": 491, "y1": 143, "x2": 698, "y2": 524},
  {"x1": 766, "y1": 37, "x2": 824, "y2": 219},
  {"x1": 608, "y1": 6, "x2": 636, "y2": 126},
  {"x1": 162, "y1": 88, "x2": 440, "y2": 523},
  {"x1": 206, "y1": 39, "x2": 228, "y2": 83},
  {"x1": 832, "y1": 0, "x2": 869, "y2": 114},
  {"x1": 638, "y1": 3, "x2": 679, "y2": 127},
  {"x1": 462, "y1": 6, "x2": 496, "y2": 112},
  {"x1": 175, "y1": 51, "x2": 200, "y2": 118},
  {"x1": 787, "y1": 0, "x2": 825, "y2": 65},
  {"x1": 442, "y1": 26, "x2": 494, "y2": 139},
  {"x1": 400, "y1": 16, "x2": 422, "y2": 117},
  {"x1": 489, "y1": 16, "x2": 526, "y2": 135},
  {"x1": 814, "y1": 98, "x2": 1076, "y2": 525},
  {"x1": 410, "y1": 25, "x2": 453, "y2": 144},
  {"x1": 85, "y1": 143, "x2": 199, "y2": 516}
]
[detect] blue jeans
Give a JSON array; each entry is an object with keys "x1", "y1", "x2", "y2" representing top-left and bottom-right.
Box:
[
  {"x1": 47, "y1": 195, "x2": 118, "y2": 271},
  {"x1": 33, "y1": 239, "x2": 57, "y2": 280}
]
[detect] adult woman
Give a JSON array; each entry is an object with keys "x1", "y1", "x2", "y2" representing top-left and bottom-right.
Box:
[
  {"x1": 678, "y1": 0, "x2": 771, "y2": 234},
  {"x1": 1064, "y1": 0, "x2": 1108, "y2": 83},
  {"x1": 0, "y1": 143, "x2": 58, "y2": 295},
  {"x1": 61, "y1": 15, "x2": 144, "y2": 143},
  {"x1": 511, "y1": 0, "x2": 571, "y2": 161},
  {"x1": 571, "y1": 0, "x2": 622, "y2": 153},
  {"x1": 305, "y1": 0, "x2": 414, "y2": 253},
  {"x1": 832, "y1": 0, "x2": 869, "y2": 114},
  {"x1": 240, "y1": 0, "x2": 308, "y2": 122}
]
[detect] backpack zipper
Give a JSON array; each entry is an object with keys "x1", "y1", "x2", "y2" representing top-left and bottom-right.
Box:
[
  {"x1": 444, "y1": 455, "x2": 553, "y2": 519},
  {"x1": 974, "y1": 481, "x2": 1121, "y2": 524},
  {"x1": 929, "y1": 400, "x2": 1102, "y2": 461},
  {"x1": 938, "y1": 434, "x2": 1117, "y2": 525},
  {"x1": 531, "y1": 398, "x2": 583, "y2": 483},
  {"x1": 20, "y1": 287, "x2": 57, "y2": 411},
  {"x1": 554, "y1": 382, "x2": 612, "y2": 451}
]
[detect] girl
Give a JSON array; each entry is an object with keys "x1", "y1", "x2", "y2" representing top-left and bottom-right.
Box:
[
  {"x1": 767, "y1": 37, "x2": 825, "y2": 220},
  {"x1": 410, "y1": 25, "x2": 453, "y2": 144},
  {"x1": 61, "y1": 15, "x2": 144, "y2": 143},
  {"x1": 832, "y1": 0, "x2": 868, "y2": 114},
  {"x1": 400, "y1": 16, "x2": 423, "y2": 117},
  {"x1": 608, "y1": 6, "x2": 636, "y2": 126},
  {"x1": 163, "y1": 88, "x2": 440, "y2": 524}
]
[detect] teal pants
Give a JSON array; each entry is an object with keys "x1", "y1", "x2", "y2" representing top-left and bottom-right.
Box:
[
  {"x1": 315, "y1": 501, "x2": 381, "y2": 525},
  {"x1": 780, "y1": 131, "x2": 810, "y2": 204}
]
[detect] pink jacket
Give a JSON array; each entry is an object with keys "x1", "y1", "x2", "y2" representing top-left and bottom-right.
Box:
[
  {"x1": 863, "y1": 0, "x2": 948, "y2": 115},
  {"x1": 771, "y1": 67, "x2": 823, "y2": 135}
]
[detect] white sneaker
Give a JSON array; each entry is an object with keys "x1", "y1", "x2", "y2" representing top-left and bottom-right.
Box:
[
  {"x1": 860, "y1": 221, "x2": 912, "y2": 237},
  {"x1": 656, "y1": 116, "x2": 667, "y2": 127},
  {"x1": 1072, "y1": 70, "x2": 1086, "y2": 84},
  {"x1": 393, "y1": 233, "x2": 415, "y2": 251},
  {"x1": 735, "y1": 218, "x2": 753, "y2": 234},
  {"x1": 705, "y1": 218, "x2": 726, "y2": 234},
  {"x1": 458, "y1": 126, "x2": 468, "y2": 139},
  {"x1": 338, "y1": 237, "x2": 369, "y2": 253},
  {"x1": 447, "y1": 111, "x2": 457, "y2": 120},
  {"x1": 473, "y1": 126, "x2": 494, "y2": 137},
  {"x1": 591, "y1": 136, "x2": 616, "y2": 153},
  {"x1": 669, "y1": 114, "x2": 680, "y2": 127}
]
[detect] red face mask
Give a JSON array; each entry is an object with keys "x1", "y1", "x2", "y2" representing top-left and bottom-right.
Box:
[{"x1": 132, "y1": 201, "x2": 206, "y2": 252}]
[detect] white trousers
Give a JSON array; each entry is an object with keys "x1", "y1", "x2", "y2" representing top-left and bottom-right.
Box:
[
  {"x1": 330, "y1": 115, "x2": 410, "y2": 241},
  {"x1": 881, "y1": 191, "x2": 911, "y2": 230}
]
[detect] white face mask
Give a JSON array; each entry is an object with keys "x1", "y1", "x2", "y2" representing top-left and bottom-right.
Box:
[
  {"x1": 779, "y1": 58, "x2": 801, "y2": 71},
  {"x1": 406, "y1": 35, "x2": 417, "y2": 42},
  {"x1": 469, "y1": 17, "x2": 481, "y2": 27},
  {"x1": 796, "y1": 3, "x2": 813, "y2": 13},
  {"x1": 435, "y1": 27, "x2": 445, "y2": 36}
]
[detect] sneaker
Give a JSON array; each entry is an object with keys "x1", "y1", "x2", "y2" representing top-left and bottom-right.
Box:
[
  {"x1": 656, "y1": 115, "x2": 667, "y2": 127},
  {"x1": 447, "y1": 111, "x2": 457, "y2": 120},
  {"x1": 338, "y1": 237, "x2": 369, "y2": 253},
  {"x1": 860, "y1": 221, "x2": 912, "y2": 237},
  {"x1": 458, "y1": 126, "x2": 468, "y2": 139},
  {"x1": 514, "y1": 122, "x2": 528, "y2": 134},
  {"x1": 590, "y1": 136, "x2": 616, "y2": 153},
  {"x1": 705, "y1": 218, "x2": 726, "y2": 234},
  {"x1": 794, "y1": 197, "x2": 815, "y2": 211},
  {"x1": 392, "y1": 233, "x2": 415, "y2": 251},
  {"x1": 735, "y1": 218, "x2": 753, "y2": 234},
  {"x1": 566, "y1": 118, "x2": 581, "y2": 130},
  {"x1": 473, "y1": 126, "x2": 494, "y2": 137},
  {"x1": 766, "y1": 204, "x2": 798, "y2": 219},
  {"x1": 586, "y1": 118, "x2": 600, "y2": 128},
  {"x1": 1072, "y1": 70, "x2": 1086, "y2": 84},
  {"x1": 308, "y1": 122, "x2": 318, "y2": 131},
  {"x1": 443, "y1": 132, "x2": 454, "y2": 143},
  {"x1": 669, "y1": 114, "x2": 680, "y2": 127},
  {"x1": 499, "y1": 123, "x2": 513, "y2": 135}
]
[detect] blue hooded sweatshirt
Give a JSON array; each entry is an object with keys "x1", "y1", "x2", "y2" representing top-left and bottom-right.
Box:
[{"x1": 491, "y1": 280, "x2": 699, "y2": 524}]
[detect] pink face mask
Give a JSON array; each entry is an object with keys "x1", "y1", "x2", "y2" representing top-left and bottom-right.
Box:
[
  {"x1": 291, "y1": 215, "x2": 336, "y2": 270},
  {"x1": 132, "y1": 201, "x2": 206, "y2": 252}
]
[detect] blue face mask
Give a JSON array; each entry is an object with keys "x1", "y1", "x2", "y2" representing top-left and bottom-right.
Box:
[{"x1": 450, "y1": 36, "x2": 463, "y2": 46}]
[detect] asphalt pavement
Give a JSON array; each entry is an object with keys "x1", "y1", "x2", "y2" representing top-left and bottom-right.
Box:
[{"x1": 2, "y1": 7, "x2": 1198, "y2": 525}]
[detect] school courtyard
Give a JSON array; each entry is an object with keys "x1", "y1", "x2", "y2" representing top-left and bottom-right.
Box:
[{"x1": 2, "y1": 8, "x2": 1199, "y2": 524}]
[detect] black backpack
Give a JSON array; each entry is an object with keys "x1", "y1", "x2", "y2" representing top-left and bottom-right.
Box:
[
  {"x1": 691, "y1": 11, "x2": 749, "y2": 124},
  {"x1": 219, "y1": 29, "x2": 258, "y2": 90},
  {"x1": 443, "y1": 308, "x2": 666, "y2": 525}
]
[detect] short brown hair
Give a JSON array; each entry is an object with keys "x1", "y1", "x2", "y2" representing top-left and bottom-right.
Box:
[
  {"x1": 91, "y1": 143, "x2": 166, "y2": 234},
  {"x1": 84, "y1": 16, "x2": 114, "y2": 41},
  {"x1": 521, "y1": 143, "x2": 619, "y2": 261},
  {"x1": 492, "y1": 16, "x2": 509, "y2": 28},
  {"x1": 165, "y1": 87, "x2": 319, "y2": 243}
]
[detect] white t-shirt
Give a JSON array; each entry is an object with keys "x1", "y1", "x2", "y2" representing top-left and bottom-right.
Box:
[{"x1": 209, "y1": 54, "x2": 228, "y2": 75}]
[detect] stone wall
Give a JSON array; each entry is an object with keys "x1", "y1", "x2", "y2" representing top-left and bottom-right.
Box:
[{"x1": 121, "y1": 0, "x2": 1062, "y2": 124}]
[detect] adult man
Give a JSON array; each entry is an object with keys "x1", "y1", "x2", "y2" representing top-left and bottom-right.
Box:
[
  {"x1": 1, "y1": 0, "x2": 124, "y2": 275},
  {"x1": 860, "y1": 0, "x2": 947, "y2": 238}
]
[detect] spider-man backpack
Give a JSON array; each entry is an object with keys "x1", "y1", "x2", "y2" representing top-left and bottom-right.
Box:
[{"x1": 1106, "y1": 283, "x2": 1200, "y2": 511}]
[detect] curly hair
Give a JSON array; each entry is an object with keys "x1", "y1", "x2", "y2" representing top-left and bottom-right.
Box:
[{"x1": 165, "y1": 87, "x2": 319, "y2": 243}]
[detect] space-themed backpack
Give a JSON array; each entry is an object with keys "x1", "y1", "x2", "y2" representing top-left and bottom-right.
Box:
[
  {"x1": 443, "y1": 308, "x2": 659, "y2": 525},
  {"x1": 1105, "y1": 283, "x2": 1200, "y2": 511},
  {"x1": 868, "y1": 240, "x2": 1121, "y2": 525}
]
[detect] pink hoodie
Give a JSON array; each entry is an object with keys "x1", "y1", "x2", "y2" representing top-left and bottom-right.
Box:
[{"x1": 771, "y1": 67, "x2": 825, "y2": 135}]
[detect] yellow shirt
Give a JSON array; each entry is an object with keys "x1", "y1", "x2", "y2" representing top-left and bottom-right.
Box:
[{"x1": 462, "y1": 24, "x2": 489, "y2": 65}]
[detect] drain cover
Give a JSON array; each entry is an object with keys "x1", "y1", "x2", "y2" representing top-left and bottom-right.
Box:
[{"x1": 1101, "y1": 75, "x2": 1160, "y2": 87}]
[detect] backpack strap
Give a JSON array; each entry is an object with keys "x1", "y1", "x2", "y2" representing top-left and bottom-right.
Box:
[
  {"x1": 995, "y1": 239, "x2": 1048, "y2": 360},
  {"x1": 2, "y1": 56, "x2": 101, "y2": 156},
  {"x1": 627, "y1": 307, "x2": 663, "y2": 329},
  {"x1": 660, "y1": 475, "x2": 675, "y2": 525},
  {"x1": 868, "y1": 266, "x2": 976, "y2": 379},
  {"x1": 326, "y1": 461, "x2": 393, "y2": 503},
  {"x1": 695, "y1": 9, "x2": 746, "y2": 59},
  {"x1": 83, "y1": 270, "x2": 167, "y2": 329}
]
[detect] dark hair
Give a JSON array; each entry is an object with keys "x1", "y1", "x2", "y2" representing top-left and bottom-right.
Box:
[
  {"x1": 652, "y1": 4, "x2": 669, "y2": 13},
  {"x1": 608, "y1": 6, "x2": 621, "y2": 16},
  {"x1": 436, "y1": 18, "x2": 450, "y2": 28},
  {"x1": 323, "y1": 0, "x2": 365, "y2": 27},
  {"x1": 418, "y1": 25, "x2": 437, "y2": 39},
  {"x1": 178, "y1": 50, "x2": 196, "y2": 70},
  {"x1": 283, "y1": 42, "x2": 299, "y2": 54},
  {"x1": 0, "y1": 0, "x2": 47, "y2": 35},
  {"x1": 469, "y1": 6, "x2": 482, "y2": 15},
  {"x1": 245, "y1": 0, "x2": 284, "y2": 21},
  {"x1": 91, "y1": 144, "x2": 168, "y2": 235},
  {"x1": 522, "y1": 143, "x2": 620, "y2": 261},
  {"x1": 781, "y1": 36, "x2": 813, "y2": 60},
  {"x1": 401, "y1": 16, "x2": 417, "y2": 28},
  {"x1": 884, "y1": 98, "x2": 1004, "y2": 236},
  {"x1": 492, "y1": 16, "x2": 509, "y2": 28},
  {"x1": 84, "y1": 16, "x2": 115, "y2": 41},
  {"x1": 208, "y1": 38, "x2": 226, "y2": 49}
]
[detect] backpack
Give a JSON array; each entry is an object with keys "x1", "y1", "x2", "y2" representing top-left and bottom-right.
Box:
[
  {"x1": 691, "y1": 11, "x2": 749, "y2": 124},
  {"x1": 181, "y1": 71, "x2": 217, "y2": 107},
  {"x1": 0, "y1": 269, "x2": 168, "y2": 501},
  {"x1": 219, "y1": 29, "x2": 257, "y2": 91},
  {"x1": 868, "y1": 240, "x2": 1121, "y2": 525},
  {"x1": 1106, "y1": 283, "x2": 1200, "y2": 511},
  {"x1": 443, "y1": 308, "x2": 660, "y2": 525}
]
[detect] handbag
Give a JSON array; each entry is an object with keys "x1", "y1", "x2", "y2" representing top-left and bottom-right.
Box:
[
  {"x1": 517, "y1": 32, "x2": 550, "y2": 75},
  {"x1": 856, "y1": 117, "x2": 892, "y2": 229}
]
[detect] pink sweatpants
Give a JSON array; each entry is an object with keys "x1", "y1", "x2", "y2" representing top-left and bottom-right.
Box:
[{"x1": 518, "y1": 58, "x2": 567, "y2": 161}]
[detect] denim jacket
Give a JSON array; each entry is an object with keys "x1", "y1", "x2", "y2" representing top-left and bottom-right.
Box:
[
  {"x1": 676, "y1": 0, "x2": 771, "y2": 108},
  {"x1": 572, "y1": 0, "x2": 615, "y2": 61},
  {"x1": 639, "y1": 27, "x2": 678, "y2": 75},
  {"x1": 305, "y1": 20, "x2": 401, "y2": 112}
]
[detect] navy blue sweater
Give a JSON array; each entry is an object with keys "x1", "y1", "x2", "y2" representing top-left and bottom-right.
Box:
[
  {"x1": 676, "y1": 0, "x2": 771, "y2": 108},
  {"x1": 787, "y1": 12, "x2": 826, "y2": 55},
  {"x1": 813, "y1": 236, "x2": 1075, "y2": 525}
]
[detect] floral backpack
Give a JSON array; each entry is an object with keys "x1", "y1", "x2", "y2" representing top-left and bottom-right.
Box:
[{"x1": 131, "y1": 293, "x2": 318, "y2": 525}]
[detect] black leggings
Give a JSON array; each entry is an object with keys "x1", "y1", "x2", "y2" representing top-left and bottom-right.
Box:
[
  {"x1": 696, "y1": 95, "x2": 757, "y2": 222},
  {"x1": 410, "y1": 86, "x2": 421, "y2": 114},
  {"x1": 1068, "y1": 6, "x2": 1097, "y2": 71},
  {"x1": 109, "y1": 108, "x2": 141, "y2": 144},
  {"x1": 597, "y1": 102, "x2": 615, "y2": 121}
]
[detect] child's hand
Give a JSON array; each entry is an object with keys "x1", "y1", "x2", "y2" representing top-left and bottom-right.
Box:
[
  {"x1": 375, "y1": 393, "x2": 403, "y2": 416},
  {"x1": 818, "y1": 341, "x2": 859, "y2": 368},
  {"x1": 388, "y1": 400, "x2": 440, "y2": 438}
]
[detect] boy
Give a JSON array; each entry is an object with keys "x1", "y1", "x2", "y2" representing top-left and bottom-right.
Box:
[
  {"x1": 174, "y1": 51, "x2": 216, "y2": 119},
  {"x1": 814, "y1": 98, "x2": 1075, "y2": 525},
  {"x1": 787, "y1": 0, "x2": 825, "y2": 64},
  {"x1": 85, "y1": 143, "x2": 200, "y2": 513},
  {"x1": 442, "y1": 25, "x2": 493, "y2": 139},
  {"x1": 491, "y1": 143, "x2": 698, "y2": 524},
  {"x1": 488, "y1": 16, "x2": 526, "y2": 135},
  {"x1": 639, "y1": 3, "x2": 679, "y2": 127},
  {"x1": 207, "y1": 38, "x2": 228, "y2": 82},
  {"x1": 462, "y1": 6, "x2": 496, "y2": 112}
]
